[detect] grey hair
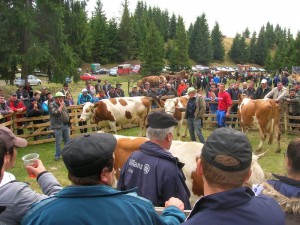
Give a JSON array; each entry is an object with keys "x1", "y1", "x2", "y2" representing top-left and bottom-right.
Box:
[{"x1": 146, "y1": 126, "x2": 175, "y2": 141}]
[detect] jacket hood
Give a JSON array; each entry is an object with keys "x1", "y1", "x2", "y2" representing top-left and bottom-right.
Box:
[{"x1": 262, "y1": 182, "x2": 300, "y2": 214}]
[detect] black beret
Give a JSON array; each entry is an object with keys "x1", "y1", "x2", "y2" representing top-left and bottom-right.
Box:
[
  {"x1": 147, "y1": 112, "x2": 178, "y2": 129},
  {"x1": 202, "y1": 128, "x2": 252, "y2": 171},
  {"x1": 62, "y1": 133, "x2": 117, "y2": 177}
]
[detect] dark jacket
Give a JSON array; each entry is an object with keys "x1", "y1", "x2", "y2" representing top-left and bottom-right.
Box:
[
  {"x1": 49, "y1": 101, "x2": 70, "y2": 129},
  {"x1": 254, "y1": 86, "x2": 271, "y2": 99},
  {"x1": 183, "y1": 187, "x2": 285, "y2": 225},
  {"x1": 267, "y1": 174, "x2": 300, "y2": 198},
  {"x1": 117, "y1": 141, "x2": 191, "y2": 209}
]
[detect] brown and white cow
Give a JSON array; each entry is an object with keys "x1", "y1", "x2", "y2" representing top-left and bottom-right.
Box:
[
  {"x1": 113, "y1": 135, "x2": 265, "y2": 206},
  {"x1": 238, "y1": 96, "x2": 281, "y2": 152},
  {"x1": 79, "y1": 97, "x2": 150, "y2": 136},
  {"x1": 162, "y1": 96, "x2": 188, "y2": 139}
]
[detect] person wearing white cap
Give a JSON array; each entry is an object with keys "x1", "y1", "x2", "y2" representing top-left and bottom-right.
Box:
[
  {"x1": 49, "y1": 92, "x2": 71, "y2": 160},
  {"x1": 185, "y1": 87, "x2": 206, "y2": 143},
  {"x1": 0, "y1": 127, "x2": 62, "y2": 225},
  {"x1": 254, "y1": 79, "x2": 271, "y2": 99}
]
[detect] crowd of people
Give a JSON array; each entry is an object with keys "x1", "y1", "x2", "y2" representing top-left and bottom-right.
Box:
[{"x1": 1, "y1": 112, "x2": 299, "y2": 224}]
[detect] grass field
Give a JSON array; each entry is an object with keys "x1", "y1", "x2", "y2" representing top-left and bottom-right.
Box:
[{"x1": 9, "y1": 126, "x2": 293, "y2": 193}]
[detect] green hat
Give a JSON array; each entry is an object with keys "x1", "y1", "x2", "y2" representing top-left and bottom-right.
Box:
[
  {"x1": 187, "y1": 87, "x2": 196, "y2": 94},
  {"x1": 54, "y1": 92, "x2": 65, "y2": 98}
]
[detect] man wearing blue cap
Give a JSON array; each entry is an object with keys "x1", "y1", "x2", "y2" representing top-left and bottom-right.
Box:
[
  {"x1": 182, "y1": 128, "x2": 285, "y2": 225},
  {"x1": 118, "y1": 111, "x2": 191, "y2": 209}
]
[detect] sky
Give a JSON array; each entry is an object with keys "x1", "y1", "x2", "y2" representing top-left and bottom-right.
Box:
[{"x1": 86, "y1": 0, "x2": 299, "y2": 38}]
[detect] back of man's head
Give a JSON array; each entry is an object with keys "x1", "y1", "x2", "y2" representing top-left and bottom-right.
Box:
[
  {"x1": 62, "y1": 133, "x2": 117, "y2": 185},
  {"x1": 201, "y1": 128, "x2": 252, "y2": 189},
  {"x1": 146, "y1": 112, "x2": 177, "y2": 142}
]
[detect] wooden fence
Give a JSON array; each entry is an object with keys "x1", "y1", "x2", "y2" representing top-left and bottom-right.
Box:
[{"x1": 0, "y1": 99, "x2": 299, "y2": 145}]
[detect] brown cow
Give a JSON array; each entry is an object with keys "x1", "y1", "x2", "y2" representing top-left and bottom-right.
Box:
[
  {"x1": 137, "y1": 75, "x2": 167, "y2": 88},
  {"x1": 238, "y1": 96, "x2": 281, "y2": 152}
]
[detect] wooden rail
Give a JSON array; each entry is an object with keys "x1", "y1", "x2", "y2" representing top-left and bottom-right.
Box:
[{"x1": 0, "y1": 99, "x2": 298, "y2": 145}]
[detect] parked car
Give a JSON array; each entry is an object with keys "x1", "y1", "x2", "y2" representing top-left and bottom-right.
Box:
[
  {"x1": 14, "y1": 75, "x2": 42, "y2": 86},
  {"x1": 162, "y1": 66, "x2": 171, "y2": 72},
  {"x1": 109, "y1": 67, "x2": 118, "y2": 76},
  {"x1": 80, "y1": 73, "x2": 97, "y2": 81},
  {"x1": 94, "y1": 68, "x2": 109, "y2": 75},
  {"x1": 132, "y1": 65, "x2": 141, "y2": 73}
]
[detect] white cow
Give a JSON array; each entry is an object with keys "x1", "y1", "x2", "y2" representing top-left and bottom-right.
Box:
[
  {"x1": 113, "y1": 135, "x2": 265, "y2": 206},
  {"x1": 79, "y1": 97, "x2": 151, "y2": 136},
  {"x1": 163, "y1": 96, "x2": 188, "y2": 139}
]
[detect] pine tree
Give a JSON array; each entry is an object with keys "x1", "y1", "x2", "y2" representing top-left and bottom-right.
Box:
[
  {"x1": 140, "y1": 21, "x2": 165, "y2": 76},
  {"x1": 229, "y1": 34, "x2": 249, "y2": 64},
  {"x1": 242, "y1": 28, "x2": 250, "y2": 38},
  {"x1": 265, "y1": 22, "x2": 276, "y2": 49},
  {"x1": 169, "y1": 16, "x2": 190, "y2": 71},
  {"x1": 118, "y1": 0, "x2": 136, "y2": 61},
  {"x1": 169, "y1": 14, "x2": 177, "y2": 40},
  {"x1": 189, "y1": 14, "x2": 213, "y2": 65},
  {"x1": 255, "y1": 27, "x2": 269, "y2": 65},
  {"x1": 90, "y1": 0, "x2": 110, "y2": 64},
  {"x1": 211, "y1": 22, "x2": 225, "y2": 61},
  {"x1": 249, "y1": 32, "x2": 257, "y2": 63},
  {"x1": 290, "y1": 32, "x2": 300, "y2": 68}
]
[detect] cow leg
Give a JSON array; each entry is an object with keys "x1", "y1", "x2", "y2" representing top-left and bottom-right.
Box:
[
  {"x1": 275, "y1": 127, "x2": 281, "y2": 153},
  {"x1": 256, "y1": 125, "x2": 266, "y2": 152},
  {"x1": 109, "y1": 122, "x2": 117, "y2": 134},
  {"x1": 176, "y1": 122, "x2": 182, "y2": 140}
]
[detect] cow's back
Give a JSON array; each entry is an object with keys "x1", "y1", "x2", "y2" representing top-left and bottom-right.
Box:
[{"x1": 99, "y1": 97, "x2": 150, "y2": 125}]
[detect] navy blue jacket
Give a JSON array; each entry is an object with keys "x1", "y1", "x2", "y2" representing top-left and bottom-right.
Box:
[
  {"x1": 183, "y1": 187, "x2": 285, "y2": 225},
  {"x1": 267, "y1": 174, "x2": 300, "y2": 198},
  {"x1": 117, "y1": 141, "x2": 191, "y2": 209}
]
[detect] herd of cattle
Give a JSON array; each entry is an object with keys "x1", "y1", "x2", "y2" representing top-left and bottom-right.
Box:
[
  {"x1": 79, "y1": 94, "x2": 281, "y2": 152},
  {"x1": 76, "y1": 81, "x2": 284, "y2": 203}
]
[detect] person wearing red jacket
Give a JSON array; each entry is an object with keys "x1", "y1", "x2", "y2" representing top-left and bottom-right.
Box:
[
  {"x1": 6, "y1": 93, "x2": 26, "y2": 135},
  {"x1": 177, "y1": 80, "x2": 187, "y2": 97},
  {"x1": 216, "y1": 83, "x2": 232, "y2": 128}
]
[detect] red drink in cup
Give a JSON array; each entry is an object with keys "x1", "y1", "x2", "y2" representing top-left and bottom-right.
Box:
[{"x1": 22, "y1": 153, "x2": 39, "y2": 178}]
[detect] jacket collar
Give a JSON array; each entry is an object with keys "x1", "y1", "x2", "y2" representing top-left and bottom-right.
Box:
[
  {"x1": 55, "y1": 185, "x2": 136, "y2": 198},
  {"x1": 140, "y1": 141, "x2": 185, "y2": 169},
  {"x1": 272, "y1": 174, "x2": 300, "y2": 188},
  {"x1": 188, "y1": 187, "x2": 254, "y2": 219}
]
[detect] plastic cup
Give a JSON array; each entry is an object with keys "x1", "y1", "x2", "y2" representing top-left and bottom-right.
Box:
[{"x1": 22, "y1": 153, "x2": 39, "y2": 178}]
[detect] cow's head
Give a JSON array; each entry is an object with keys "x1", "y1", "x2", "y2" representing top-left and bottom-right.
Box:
[
  {"x1": 79, "y1": 102, "x2": 94, "y2": 122},
  {"x1": 164, "y1": 99, "x2": 179, "y2": 115}
]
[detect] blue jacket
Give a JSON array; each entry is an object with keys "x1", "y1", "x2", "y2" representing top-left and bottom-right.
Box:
[
  {"x1": 22, "y1": 185, "x2": 185, "y2": 225},
  {"x1": 182, "y1": 187, "x2": 285, "y2": 225},
  {"x1": 77, "y1": 93, "x2": 93, "y2": 105},
  {"x1": 267, "y1": 174, "x2": 300, "y2": 198},
  {"x1": 117, "y1": 141, "x2": 191, "y2": 209}
]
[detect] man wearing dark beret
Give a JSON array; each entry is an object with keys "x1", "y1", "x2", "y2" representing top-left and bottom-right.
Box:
[
  {"x1": 22, "y1": 133, "x2": 186, "y2": 225},
  {"x1": 118, "y1": 112, "x2": 191, "y2": 210},
  {"x1": 182, "y1": 128, "x2": 285, "y2": 225}
]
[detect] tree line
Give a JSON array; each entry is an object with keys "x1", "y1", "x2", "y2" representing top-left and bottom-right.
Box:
[{"x1": 1, "y1": 0, "x2": 299, "y2": 83}]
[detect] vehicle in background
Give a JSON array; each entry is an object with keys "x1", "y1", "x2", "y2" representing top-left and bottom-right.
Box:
[
  {"x1": 117, "y1": 63, "x2": 132, "y2": 75},
  {"x1": 109, "y1": 67, "x2": 118, "y2": 76},
  {"x1": 132, "y1": 65, "x2": 141, "y2": 73},
  {"x1": 91, "y1": 63, "x2": 101, "y2": 74},
  {"x1": 94, "y1": 68, "x2": 109, "y2": 74},
  {"x1": 162, "y1": 66, "x2": 171, "y2": 72},
  {"x1": 80, "y1": 73, "x2": 97, "y2": 81},
  {"x1": 14, "y1": 75, "x2": 42, "y2": 86}
]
